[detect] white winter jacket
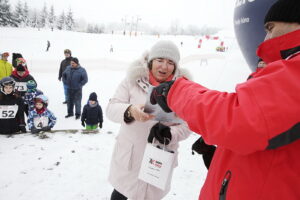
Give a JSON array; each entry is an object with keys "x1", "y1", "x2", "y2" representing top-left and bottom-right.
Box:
[{"x1": 106, "y1": 53, "x2": 191, "y2": 200}]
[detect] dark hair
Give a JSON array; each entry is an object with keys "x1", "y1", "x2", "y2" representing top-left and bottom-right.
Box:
[
  {"x1": 64, "y1": 49, "x2": 71, "y2": 54},
  {"x1": 147, "y1": 60, "x2": 153, "y2": 70},
  {"x1": 71, "y1": 57, "x2": 79, "y2": 64}
]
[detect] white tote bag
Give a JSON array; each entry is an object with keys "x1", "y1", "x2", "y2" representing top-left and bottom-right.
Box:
[{"x1": 138, "y1": 142, "x2": 175, "y2": 190}]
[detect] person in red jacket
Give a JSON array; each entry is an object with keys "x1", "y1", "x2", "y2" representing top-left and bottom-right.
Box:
[
  {"x1": 10, "y1": 62, "x2": 36, "y2": 97},
  {"x1": 150, "y1": 0, "x2": 300, "y2": 199}
]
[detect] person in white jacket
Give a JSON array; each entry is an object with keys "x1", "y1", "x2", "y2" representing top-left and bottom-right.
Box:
[{"x1": 106, "y1": 40, "x2": 192, "y2": 200}]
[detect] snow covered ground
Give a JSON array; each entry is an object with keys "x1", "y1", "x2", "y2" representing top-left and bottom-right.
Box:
[{"x1": 0, "y1": 27, "x2": 251, "y2": 200}]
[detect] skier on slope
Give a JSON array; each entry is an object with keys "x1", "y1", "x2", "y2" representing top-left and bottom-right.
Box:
[{"x1": 46, "y1": 40, "x2": 51, "y2": 52}]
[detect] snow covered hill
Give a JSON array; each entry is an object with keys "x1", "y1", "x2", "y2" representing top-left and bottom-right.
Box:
[{"x1": 0, "y1": 27, "x2": 250, "y2": 200}]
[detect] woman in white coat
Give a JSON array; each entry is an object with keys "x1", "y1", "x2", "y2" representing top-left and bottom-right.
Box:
[{"x1": 106, "y1": 40, "x2": 191, "y2": 200}]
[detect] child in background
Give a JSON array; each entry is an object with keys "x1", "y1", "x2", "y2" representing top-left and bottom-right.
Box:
[
  {"x1": 10, "y1": 60, "x2": 35, "y2": 97},
  {"x1": 81, "y1": 92, "x2": 103, "y2": 130},
  {"x1": 24, "y1": 80, "x2": 43, "y2": 115},
  {"x1": 28, "y1": 95, "x2": 56, "y2": 134},
  {"x1": 247, "y1": 58, "x2": 267, "y2": 80}
]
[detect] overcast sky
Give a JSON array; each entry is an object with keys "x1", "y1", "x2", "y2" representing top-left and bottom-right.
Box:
[{"x1": 10, "y1": 0, "x2": 236, "y2": 29}]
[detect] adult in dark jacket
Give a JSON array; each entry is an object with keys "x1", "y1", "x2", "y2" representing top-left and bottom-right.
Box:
[
  {"x1": 150, "y1": 0, "x2": 300, "y2": 199},
  {"x1": 0, "y1": 77, "x2": 26, "y2": 135},
  {"x1": 81, "y1": 92, "x2": 103, "y2": 130},
  {"x1": 62, "y1": 57, "x2": 88, "y2": 119},
  {"x1": 10, "y1": 64, "x2": 36, "y2": 97},
  {"x1": 58, "y1": 49, "x2": 73, "y2": 104}
]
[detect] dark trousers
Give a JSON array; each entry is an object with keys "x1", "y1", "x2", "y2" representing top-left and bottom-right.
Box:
[
  {"x1": 67, "y1": 88, "x2": 82, "y2": 116},
  {"x1": 24, "y1": 104, "x2": 29, "y2": 116},
  {"x1": 63, "y1": 83, "x2": 69, "y2": 102},
  {"x1": 111, "y1": 189, "x2": 127, "y2": 200}
]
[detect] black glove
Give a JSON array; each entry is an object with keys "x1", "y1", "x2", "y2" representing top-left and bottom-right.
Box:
[
  {"x1": 31, "y1": 127, "x2": 40, "y2": 134},
  {"x1": 192, "y1": 137, "x2": 216, "y2": 169},
  {"x1": 148, "y1": 122, "x2": 172, "y2": 145},
  {"x1": 81, "y1": 121, "x2": 85, "y2": 127},
  {"x1": 150, "y1": 81, "x2": 174, "y2": 113},
  {"x1": 41, "y1": 126, "x2": 51, "y2": 132},
  {"x1": 99, "y1": 122, "x2": 103, "y2": 128}
]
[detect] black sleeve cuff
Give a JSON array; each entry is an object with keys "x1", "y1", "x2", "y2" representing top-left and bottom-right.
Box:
[{"x1": 124, "y1": 105, "x2": 134, "y2": 123}]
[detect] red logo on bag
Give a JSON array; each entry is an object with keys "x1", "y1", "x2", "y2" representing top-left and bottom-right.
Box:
[{"x1": 149, "y1": 159, "x2": 162, "y2": 168}]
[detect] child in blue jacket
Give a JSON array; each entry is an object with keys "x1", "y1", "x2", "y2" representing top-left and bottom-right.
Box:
[
  {"x1": 24, "y1": 80, "x2": 43, "y2": 115},
  {"x1": 28, "y1": 95, "x2": 56, "y2": 133}
]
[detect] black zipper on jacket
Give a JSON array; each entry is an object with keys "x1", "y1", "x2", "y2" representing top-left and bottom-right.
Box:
[{"x1": 219, "y1": 170, "x2": 232, "y2": 200}]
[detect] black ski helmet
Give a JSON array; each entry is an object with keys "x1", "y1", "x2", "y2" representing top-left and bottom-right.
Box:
[
  {"x1": 234, "y1": 0, "x2": 277, "y2": 72},
  {"x1": 0, "y1": 77, "x2": 16, "y2": 94}
]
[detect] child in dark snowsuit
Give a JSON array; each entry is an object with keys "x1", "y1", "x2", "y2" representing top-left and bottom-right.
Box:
[
  {"x1": 81, "y1": 92, "x2": 103, "y2": 130},
  {"x1": 0, "y1": 77, "x2": 26, "y2": 134}
]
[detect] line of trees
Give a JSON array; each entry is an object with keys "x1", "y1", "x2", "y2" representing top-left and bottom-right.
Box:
[
  {"x1": 0, "y1": 0, "x2": 75, "y2": 30},
  {"x1": 0, "y1": 0, "x2": 220, "y2": 36}
]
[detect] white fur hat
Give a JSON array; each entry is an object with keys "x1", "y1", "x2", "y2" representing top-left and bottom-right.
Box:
[{"x1": 148, "y1": 40, "x2": 180, "y2": 67}]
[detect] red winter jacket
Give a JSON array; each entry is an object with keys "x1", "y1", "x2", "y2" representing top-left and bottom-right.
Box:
[{"x1": 167, "y1": 29, "x2": 300, "y2": 200}]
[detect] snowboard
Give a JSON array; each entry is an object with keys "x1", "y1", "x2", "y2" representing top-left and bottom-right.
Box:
[
  {"x1": 36, "y1": 129, "x2": 100, "y2": 139},
  {"x1": 6, "y1": 129, "x2": 109, "y2": 139},
  {"x1": 48, "y1": 129, "x2": 99, "y2": 134}
]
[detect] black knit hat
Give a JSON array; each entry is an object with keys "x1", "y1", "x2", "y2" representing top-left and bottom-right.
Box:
[
  {"x1": 89, "y1": 92, "x2": 97, "y2": 101},
  {"x1": 71, "y1": 57, "x2": 79, "y2": 64},
  {"x1": 264, "y1": 0, "x2": 300, "y2": 24}
]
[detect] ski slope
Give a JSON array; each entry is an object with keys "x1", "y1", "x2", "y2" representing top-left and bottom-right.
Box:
[{"x1": 0, "y1": 27, "x2": 250, "y2": 200}]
